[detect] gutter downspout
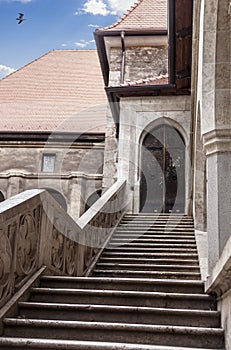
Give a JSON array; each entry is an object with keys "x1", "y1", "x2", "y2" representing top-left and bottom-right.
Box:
[{"x1": 120, "y1": 31, "x2": 126, "y2": 84}]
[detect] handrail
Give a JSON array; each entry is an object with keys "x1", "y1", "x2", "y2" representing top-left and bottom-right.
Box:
[{"x1": 0, "y1": 179, "x2": 127, "y2": 308}]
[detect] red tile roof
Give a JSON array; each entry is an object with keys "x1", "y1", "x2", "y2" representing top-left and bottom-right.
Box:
[
  {"x1": 0, "y1": 50, "x2": 107, "y2": 133},
  {"x1": 101, "y1": 0, "x2": 167, "y2": 31},
  {"x1": 120, "y1": 74, "x2": 169, "y2": 86}
]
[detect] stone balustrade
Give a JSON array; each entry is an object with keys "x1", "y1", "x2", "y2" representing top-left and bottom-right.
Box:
[{"x1": 0, "y1": 179, "x2": 126, "y2": 308}]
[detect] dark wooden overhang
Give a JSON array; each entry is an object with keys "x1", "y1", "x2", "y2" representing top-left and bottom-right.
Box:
[
  {"x1": 0, "y1": 132, "x2": 105, "y2": 143},
  {"x1": 94, "y1": 0, "x2": 193, "y2": 124},
  {"x1": 94, "y1": 29, "x2": 168, "y2": 87}
]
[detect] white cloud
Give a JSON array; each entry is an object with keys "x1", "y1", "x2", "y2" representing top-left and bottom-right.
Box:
[
  {"x1": 83, "y1": 0, "x2": 109, "y2": 16},
  {"x1": 88, "y1": 24, "x2": 100, "y2": 28},
  {"x1": 0, "y1": 64, "x2": 15, "y2": 79},
  {"x1": 75, "y1": 40, "x2": 89, "y2": 48},
  {"x1": 76, "y1": 0, "x2": 135, "y2": 17},
  {"x1": 75, "y1": 39, "x2": 95, "y2": 48},
  {"x1": 107, "y1": 0, "x2": 135, "y2": 15}
]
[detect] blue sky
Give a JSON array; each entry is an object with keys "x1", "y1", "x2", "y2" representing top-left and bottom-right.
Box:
[{"x1": 0, "y1": 0, "x2": 135, "y2": 78}]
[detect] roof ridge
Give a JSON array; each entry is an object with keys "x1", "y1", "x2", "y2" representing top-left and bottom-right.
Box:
[
  {"x1": 0, "y1": 50, "x2": 54, "y2": 82},
  {"x1": 0, "y1": 50, "x2": 98, "y2": 82},
  {"x1": 100, "y1": 0, "x2": 143, "y2": 30},
  {"x1": 52, "y1": 49, "x2": 97, "y2": 52}
]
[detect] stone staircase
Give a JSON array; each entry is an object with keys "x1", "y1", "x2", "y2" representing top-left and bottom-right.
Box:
[{"x1": 0, "y1": 214, "x2": 225, "y2": 349}]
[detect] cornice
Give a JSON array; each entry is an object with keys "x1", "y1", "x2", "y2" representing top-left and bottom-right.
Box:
[{"x1": 203, "y1": 128, "x2": 231, "y2": 156}]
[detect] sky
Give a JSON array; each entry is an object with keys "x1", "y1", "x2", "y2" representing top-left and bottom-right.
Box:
[{"x1": 0, "y1": 0, "x2": 136, "y2": 78}]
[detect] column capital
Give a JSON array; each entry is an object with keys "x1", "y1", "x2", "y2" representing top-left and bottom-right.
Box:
[{"x1": 203, "y1": 128, "x2": 231, "y2": 156}]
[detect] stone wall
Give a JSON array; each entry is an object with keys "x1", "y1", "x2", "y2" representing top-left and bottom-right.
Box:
[
  {"x1": 116, "y1": 95, "x2": 192, "y2": 214},
  {"x1": 109, "y1": 46, "x2": 168, "y2": 85},
  {"x1": 0, "y1": 141, "x2": 104, "y2": 220}
]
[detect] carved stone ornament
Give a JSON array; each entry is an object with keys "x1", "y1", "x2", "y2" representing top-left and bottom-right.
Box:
[
  {"x1": 17, "y1": 212, "x2": 39, "y2": 276},
  {"x1": 0, "y1": 229, "x2": 12, "y2": 303}
]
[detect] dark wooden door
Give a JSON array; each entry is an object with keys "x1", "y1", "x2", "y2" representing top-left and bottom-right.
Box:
[{"x1": 140, "y1": 125, "x2": 185, "y2": 213}]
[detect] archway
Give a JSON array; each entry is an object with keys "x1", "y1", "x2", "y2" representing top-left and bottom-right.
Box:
[
  {"x1": 85, "y1": 190, "x2": 102, "y2": 212},
  {"x1": 45, "y1": 188, "x2": 67, "y2": 211},
  {"x1": 0, "y1": 192, "x2": 5, "y2": 202},
  {"x1": 140, "y1": 124, "x2": 185, "y2": 213}
]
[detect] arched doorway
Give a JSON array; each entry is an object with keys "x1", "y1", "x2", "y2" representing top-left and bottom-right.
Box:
[{"x1": 140, "y1": 124, "x2": 185, "y2": 213}]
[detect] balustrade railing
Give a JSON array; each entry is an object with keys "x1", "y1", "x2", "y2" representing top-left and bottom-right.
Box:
[{"x1": 0, "y1": 179, "x2": 126, "y2": 308}]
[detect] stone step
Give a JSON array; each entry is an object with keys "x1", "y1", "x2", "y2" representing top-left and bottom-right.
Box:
[
  {"x1": 114, "y1": 230, "x2": 195, "y2": 236},
  {"x1": 29, "y1": 288, "x2": 216, "y2": 310},
  {"x1": 95, "y1": 263, "x2": 200, "y2": 272},
  {"x1": 116, "y1": 228, "x2": 195, "y2": 233},
  {"x1": 99, "y1": 257, "x2": 199, "y2": 265},
  {"x1": 0, "y1": 338, "x2": 225, "y2": 350},
  {"x1": 124, "y1": 214, "x2": 193, "y2": 218},
  {"x1": 105, "y1": 247, "x2": 198, "y2": 252},
  {"x1": 121, "y1": 217, "x2": 193, "y2": 221},
  {"x1": 102, "y1": 251, "x2": 199, "y2": 259},
  {"x1": 3, "y1": 319, "x2": 224, "y2": 349},
  {"x1": 111, "y1": 237, "x2": 196, "y2": 242},
  {"x1": 18, "y1": 302, "x2": 221, "y2": 328},
  {"x1": 40, "y1": 276, "x2": 205, "y2": 294},
  {"x1": 117, "y1": 225, "x2": 194, "y2": 230},
  {"x1": 120, "y1": 222, "x2": 195, "y2": 227},
  {"x1": 107, "y1": 243, "x2": 197, "y2": 248},
  {"x1": 92, "y1": 270, "x2": 201, "y2": 280},
  {"x1": 121, "y1": 222, "x2": 195, "y2": 226}
]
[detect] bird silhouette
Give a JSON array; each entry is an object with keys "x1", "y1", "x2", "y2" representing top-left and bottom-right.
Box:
[{"x1": 16, "y1": 13, "x2": 25, "y2": 24}]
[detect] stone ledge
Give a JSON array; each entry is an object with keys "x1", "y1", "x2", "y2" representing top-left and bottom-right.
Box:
[
  {"x1": 206, "y1": 236, "x2": 231, "y2": 297},
  {"x1": 203, "y1": 128, "x2": 231, "y2": 155}
]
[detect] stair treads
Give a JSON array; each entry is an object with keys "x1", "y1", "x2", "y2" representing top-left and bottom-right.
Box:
[
  {"x1": 3, "y1": 319, "x2": 224, "y2": 348},
  {"x1": 0, "y1": 337, "x2": 224, "y2": 350},
  {"x1": 18, "y1": 301, "x2": 221, "y2": 327},
  {"x1": 40, "y1": 276, "x2": 205, "y2": 294},
  {"x1": 29, "y1": 288, "x2": 216, "y2": 310}
]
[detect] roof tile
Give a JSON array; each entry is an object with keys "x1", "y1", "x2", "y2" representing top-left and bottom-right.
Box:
[
  {"x1": 100, "y1": 0, "x2": 167, "y2": 31},
  {"x1": 0, "y1": 50, "x2": 107, "y2": 133}
]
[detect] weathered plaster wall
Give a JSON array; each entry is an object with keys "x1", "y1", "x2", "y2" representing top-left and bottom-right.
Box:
[
  {"x1": 109, "y1": 46, "x2": 168, "y2": 85},
  {"x1": 0, "y1": 142, "x2": 104, "y2": 220}
]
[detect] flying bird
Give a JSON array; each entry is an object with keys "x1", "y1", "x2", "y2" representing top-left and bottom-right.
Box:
[{"x1": 16, "y1": 13, "x2": 25, "y2": 24}]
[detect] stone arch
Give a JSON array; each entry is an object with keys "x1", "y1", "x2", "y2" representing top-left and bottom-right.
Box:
[
  {"x1": 0, "y1": 191, "x2": 5, "y2": 202},
  {"x1": 139, "y1": 117, "x2": 188, "y2": 147},
  {"x1": 139, "y1": 120, "x2": 186, "y2": 213},
  {"x1": 85, "y1": 189, "x2": 102, "y2": 212},
  {"x1": 44, "y1": 188, "x2": 67, "y2": 211}
]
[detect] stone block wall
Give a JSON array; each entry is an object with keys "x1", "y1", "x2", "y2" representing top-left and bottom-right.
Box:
[
  {"x1": 0, "y1": 142, "x2": 104, "y2": 220},
  {"x1": 109, "y1": 46, "x2": 168, "y2": 85}
]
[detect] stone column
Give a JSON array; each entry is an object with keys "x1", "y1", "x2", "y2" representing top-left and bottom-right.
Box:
[
  {"x1": 203, "y1": 130, "x2": 231, "y2": 273},
  {"x1": 102, "y1": 106, "x2": 118, "y2": 191},
  {"x1": 68, "y1": 176, "x2": 85, "y2": 221}
]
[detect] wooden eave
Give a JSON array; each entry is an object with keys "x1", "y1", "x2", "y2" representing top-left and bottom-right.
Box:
[
  {"x1": 95, "y1": 0, "x2": 193, "y2": 124},
  {"x1": 0, "y1": 132, "x2": 105, "y2": 143},
  {"x1": 94, "y1": 29, "x2": 168, "y2": 86}
]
